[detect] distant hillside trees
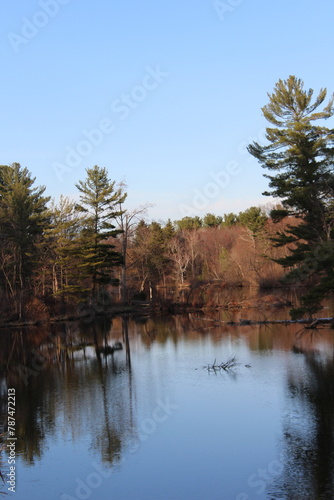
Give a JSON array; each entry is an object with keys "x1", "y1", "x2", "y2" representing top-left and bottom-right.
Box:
[{"x1": 124, "y1": 214, "x2": 288, "y2": 295}]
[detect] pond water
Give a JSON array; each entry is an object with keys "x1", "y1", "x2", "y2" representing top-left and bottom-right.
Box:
[{"x1": 1, "y1": 307, "x2": 334, "y2": 500}]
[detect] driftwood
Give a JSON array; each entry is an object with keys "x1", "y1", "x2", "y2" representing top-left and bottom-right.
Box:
[
  {"x1": 204, "y1": 356, "x2": 244, "y2": 372},
  {"x1": 197, "y1": 317, "x2": 334, "y2": 328},
  {"x1": 237, "y1": 317, "x2": 334, "y2": 327}
]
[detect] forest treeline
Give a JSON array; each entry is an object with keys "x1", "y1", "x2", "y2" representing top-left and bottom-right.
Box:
[
  {"x1": 0, "y1": 161, "x2": 290, "y2": 321},
  {"x1": 1, "y1": 75, "x2": 334, "y2": 320}
]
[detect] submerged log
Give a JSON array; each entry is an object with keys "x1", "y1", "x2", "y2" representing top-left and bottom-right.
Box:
[
  {"x1": 237, "y1": 317, "x2": 334, "y2": 327},
  {"x1": 96, "y1": 342, "x2": 123, "y2": 356},
  {"x1": 228, "y1": 317, "x2": 333, "y2": 327},
  {"x1": 196, "y1": 316, "x2": 334, "y2": 328}
]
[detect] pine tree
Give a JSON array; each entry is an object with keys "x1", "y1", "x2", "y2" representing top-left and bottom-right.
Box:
[
  {"x1": 221, "y1": 213, "x2": 238, "y2": 226},
  {"x1": 146, "y1": 222, "x2": 169, "y2": 282},
  {"x1": 175, "y1": 216, "x2": 202, "y2": 231},
  {"x1": 75, "y1": 166, "x2": 126, "y2": 299},
  {"x1": 131, "y1": 221, "x2": 170, "y2": 291},
  {"x1": 162, "y1": 219, "x2": 176, "y2": 240},
  {"x1": 248, "y1": 76, "x2": 334, "y2": 316},
  {"x1": 0, "y1": 163, "x2": 50, "y2": 318},
  {"x1": 203, "y1": 213, "x2": 223, "y2": 228},
  {"x1": 46, "y1": 195, "x2": 87, "y2": 300},
  {"x1": 238, "y1": 207, "x2": 267, "y2": 234}
]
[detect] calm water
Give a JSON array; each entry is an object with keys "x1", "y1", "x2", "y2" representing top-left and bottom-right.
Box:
[{"x1": 1, "y1": 309, "x2": 334, "y2": 500}]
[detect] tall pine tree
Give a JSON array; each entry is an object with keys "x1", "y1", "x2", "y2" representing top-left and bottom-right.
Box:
[
  {"x1": 75, "y1": 166, "x2": 126, "y2": 299},
  {"x1": 0, "y1": 163, "x2": 50, "y2": 318},
  {"x1": 248, "y1": 76, "x2": 334, "y2": 317}
]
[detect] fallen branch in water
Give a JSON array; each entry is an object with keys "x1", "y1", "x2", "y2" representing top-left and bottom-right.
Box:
[
  {"x1": 235, "y1": 317, "x2": 334, "y2": 327},
  {"x1": 197, "y1": 316, "x2": 334, "y2": 328},
  {"x1": 204, "y1": 356, "x2": 241, "y2": 372}
]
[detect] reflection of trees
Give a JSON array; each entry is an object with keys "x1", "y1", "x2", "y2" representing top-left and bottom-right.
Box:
[
  {"x1": 90, "y1": 318, "x2": 135, "y2": 465},
  {"x1": 0, "y1": 318, "x2": 135, "y2": 468},
  {"x1": 270, "y1": 350, "x2": 334, "y2": 499}
]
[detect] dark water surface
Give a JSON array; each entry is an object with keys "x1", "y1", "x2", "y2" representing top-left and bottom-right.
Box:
[{"x1": 1, "y1": 309, "x2": 334, "y2": 499}]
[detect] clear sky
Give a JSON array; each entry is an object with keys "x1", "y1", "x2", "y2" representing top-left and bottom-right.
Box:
[{"x1": 1, "y1": 0, "x2": 334, "y2": 222}]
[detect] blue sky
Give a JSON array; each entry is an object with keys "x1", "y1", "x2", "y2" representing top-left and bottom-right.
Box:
[{"x1": 1, "y1": 0, "x2": 334, "y2": 222}]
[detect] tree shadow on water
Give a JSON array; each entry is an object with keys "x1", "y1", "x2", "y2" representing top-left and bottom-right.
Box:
[{"x1": 269, "y1": 346, "x2": 334, "y2": 499}]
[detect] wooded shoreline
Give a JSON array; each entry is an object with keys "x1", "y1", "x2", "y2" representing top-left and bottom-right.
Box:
[{"x1": 0, "y1": 301, "x2": 333, "y2": 330}]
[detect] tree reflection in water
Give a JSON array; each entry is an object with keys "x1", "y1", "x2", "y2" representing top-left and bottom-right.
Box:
[
  {"x1": 270, "y1": 340, "x2": 334, "y2": 499},
  {"x1": 0, "y1": 317, "x2": 135, "y2": 469},
  {"x1": 1, "y1": 311, "x2": 334, "y2": 499}
]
